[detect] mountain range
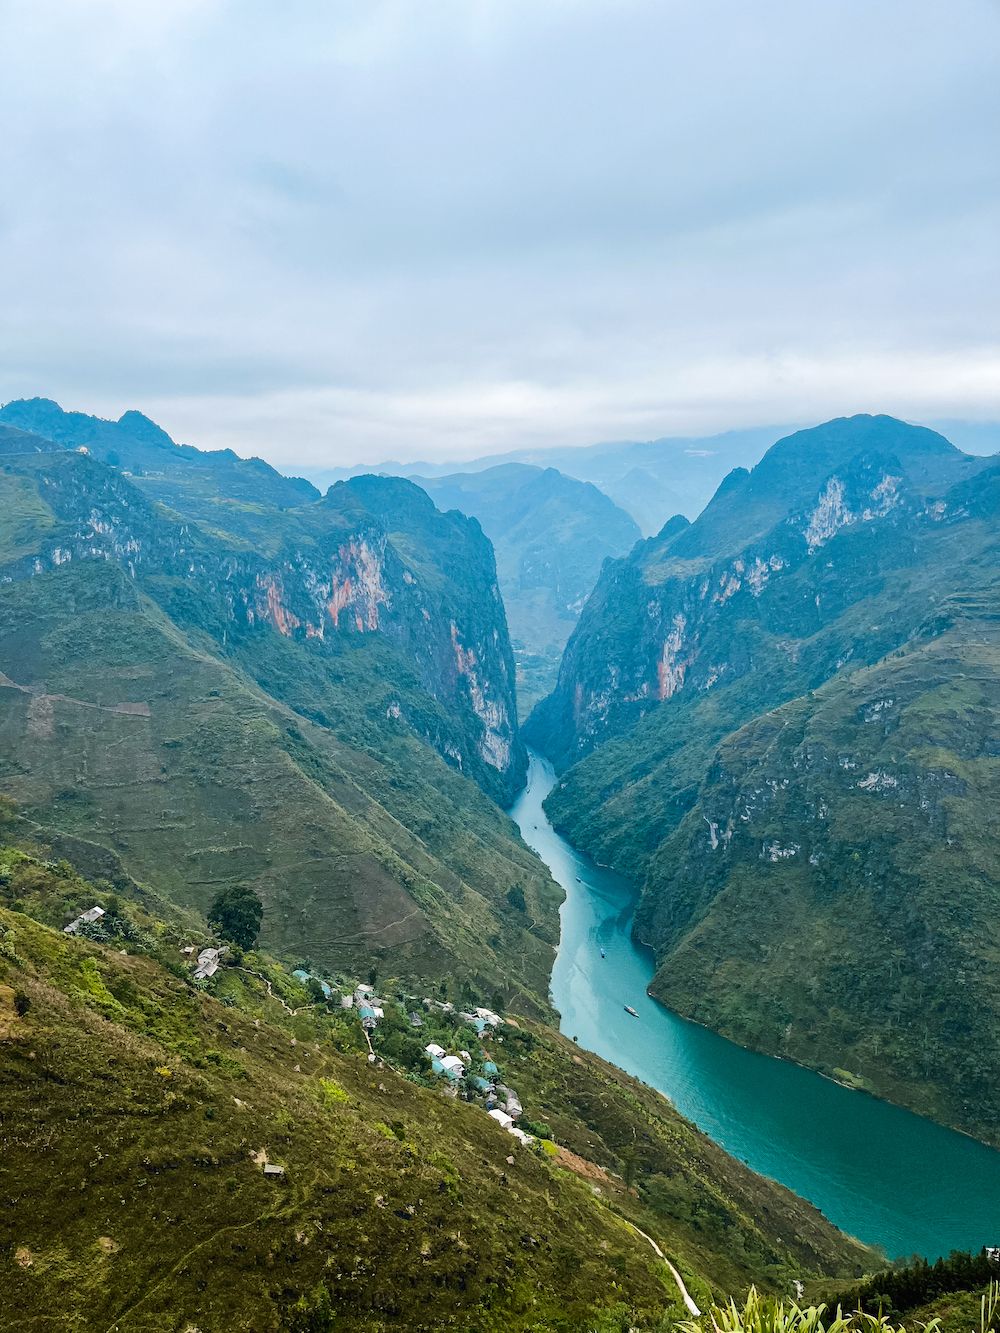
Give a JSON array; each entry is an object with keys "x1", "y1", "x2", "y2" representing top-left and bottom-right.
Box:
[
  {"x1": 0, "y1": 405, "x2": 564, "y2": 1011},
  {"x1": 0, "y1": 396, "x2": 883, "y2": 1328},
  {"x1": 526, "y1": 414, "x2": 1000, "y2": 1142}
]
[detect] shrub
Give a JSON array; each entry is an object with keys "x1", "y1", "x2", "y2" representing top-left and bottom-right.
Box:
[{"x1": 678, "y1": 1286, "x2": 942, "y2": 1333}]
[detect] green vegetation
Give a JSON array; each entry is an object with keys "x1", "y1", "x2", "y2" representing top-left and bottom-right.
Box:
[
  {"x1": 527, "y1": 416, "x2": 1000, "y2": 1141},
  {"x1": 830, "y1": 1253, "x2": 1000, "y2": 1318},
  {"x1": 210, "y1": 885, "x2": 264, "y2": 951},
  {"x1": 678, "y1": 1286, "x2": 941, "y2": 1333},
  {"x1": 638, "y1": 622, "x2": 1000, "y2": 1142},
  {"x1": 0, "y1": 842, "x2": 872, "y2": 1331}
]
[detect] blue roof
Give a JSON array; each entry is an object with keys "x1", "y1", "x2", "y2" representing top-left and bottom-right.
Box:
[
  {"x1": 358, "y1": 1005, "x2": 376, "y2": 1019},
  {"x1": 472, "y1": 1076, "x2": 491, "y2": 1091},
  {"x1": 431, "y1": 1057, "x2": 462, "y2": 1081},
  {"x1": 292, "y1": 969, "x2": 310, "y2": 980},
  {"x1": 472, "y1": 1018, "x2": 488, "y2": 1033},
  {"x1": 483, "y1": 1061, "x2": 498, "y2": 1075}
]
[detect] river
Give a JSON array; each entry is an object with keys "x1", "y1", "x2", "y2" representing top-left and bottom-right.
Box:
[{"x1": 509, "y1": 751, "x2": 1000, "y2": 1262}]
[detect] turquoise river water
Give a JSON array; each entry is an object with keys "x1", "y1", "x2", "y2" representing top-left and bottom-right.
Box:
[{"x1": 509, "y1": 751, "x2": 1000, "y2": 1261}]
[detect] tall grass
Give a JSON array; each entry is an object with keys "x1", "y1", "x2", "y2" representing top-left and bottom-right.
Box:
[{"x1": 678, "y1": 1286, "x2": 942, "y2": 1333}]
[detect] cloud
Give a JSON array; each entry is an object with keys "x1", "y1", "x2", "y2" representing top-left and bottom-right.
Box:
[{"x1": 0, "y1": 0, "x2": 997, "y2": 465}]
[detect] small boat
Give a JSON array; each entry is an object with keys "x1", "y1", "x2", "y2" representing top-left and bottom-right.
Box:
[
  {"x1": 600, "y1": 949, "x2": 605, "y2": 958},
  {"x1": 624, "y1": 1005, "x2": 638, "y2": 1017},
  {"x1": 575, "y1": 876, "x2": 582, "y2": 882}
]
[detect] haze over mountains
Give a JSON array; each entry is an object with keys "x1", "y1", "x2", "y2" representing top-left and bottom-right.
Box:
[{"x1": 303, "y1": 419, "x2": 999, "y2": 537}]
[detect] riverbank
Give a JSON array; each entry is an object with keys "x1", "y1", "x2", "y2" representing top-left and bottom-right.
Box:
[{"x1": 509, "y1": 750, "x2": 1000, "y2": 1261}]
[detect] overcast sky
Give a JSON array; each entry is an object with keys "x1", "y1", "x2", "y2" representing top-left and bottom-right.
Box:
[{"x1": 1, "y1": 0, "x2": 997, "y2": 467}]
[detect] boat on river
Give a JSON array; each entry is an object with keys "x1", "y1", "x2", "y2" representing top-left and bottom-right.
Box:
[{"x1": 624, "y1": 1005, "x2": 638, "y2": 1017}]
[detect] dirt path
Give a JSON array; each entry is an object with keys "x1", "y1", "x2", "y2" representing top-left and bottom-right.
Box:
[{"x1": 622, "y1": 1220, "x2": 701, "y2": 1316}]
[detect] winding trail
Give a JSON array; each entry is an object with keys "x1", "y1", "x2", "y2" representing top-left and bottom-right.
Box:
[{"x1": 622, "y1": 1220, "x2": 701, "y2": 1316}]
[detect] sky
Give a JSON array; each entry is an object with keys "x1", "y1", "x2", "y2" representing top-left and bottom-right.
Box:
[{"x1": 0, "y1": 0, "x2": 998, "y2": 468}]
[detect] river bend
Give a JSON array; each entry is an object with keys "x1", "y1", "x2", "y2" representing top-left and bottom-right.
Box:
[{"x1": 510, "y1": 751, "x2": 1000, "y2": 1260}]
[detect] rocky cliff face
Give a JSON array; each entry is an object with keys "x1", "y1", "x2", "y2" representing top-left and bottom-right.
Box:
[
  {"x1": 410, "y1": 463, "x2": 641, "y2": 714},
  {"x1": 0, "y1": 448, "x2": 546, "y2": 998},
  {"x1": 526, "y1": 415, "x2": 1000, "y2": 1139},
  {"x1": 0, "y1": 451, "x2": 525, "y2": 804}
]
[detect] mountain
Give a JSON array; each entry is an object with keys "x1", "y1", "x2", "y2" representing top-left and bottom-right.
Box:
[
  {"x1": 0, "y1": 439, "x2": 551, "y2": 1005},
  {"x1": 304, "y1": 426, "x2": 797, "y2": 536},
  {"x1": 0, "y1": 396, "x2": 321, "y2": 512},
  {"x1": 526, "y1": 415, "x2": 1000, "y2": 1139},
  {"x1": 409, "y1": 464, "x2": 641, "y2": 714},
  {"x1": 0, "y1": 848, "x2": 871, "y2": 1332}
]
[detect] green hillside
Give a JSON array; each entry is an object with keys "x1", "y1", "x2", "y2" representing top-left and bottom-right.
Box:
[
  {"x1": 637, "y1": 615, "x2": 1000, "y2": 1143},
  {"x1": 0, "y1": 445, "x2": 547, "y2": 1003},
  {"x1": 0, "y1": 844, "x2": 871, "y2": 1332},
  {"x1": 526, "y1": 416, "x2": 1000, "y2": 1140}
]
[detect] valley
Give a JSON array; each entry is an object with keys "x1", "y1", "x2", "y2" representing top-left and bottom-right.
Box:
[
  {"x1": 528, "y1": 414, "x2": 1000, "y2": 1146},
  {"x1": 1, "y1": 401, "x2": 998, "y2": 1330}
]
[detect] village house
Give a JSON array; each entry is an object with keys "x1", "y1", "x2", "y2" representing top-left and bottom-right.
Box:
[
  {"x1": 63, "y1": 905, "x2": 105, "y2": 935},
  {"x1": 193, "y1": 946, "x2": 226, "y2": 980}
]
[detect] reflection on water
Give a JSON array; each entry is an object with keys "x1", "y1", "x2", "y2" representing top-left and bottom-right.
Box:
[{"x1": 510, "y1": 751, "x2": 1000, "y2": 1260}]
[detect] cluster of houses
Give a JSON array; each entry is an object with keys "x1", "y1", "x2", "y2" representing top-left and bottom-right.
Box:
[
  {"x1": 338, "y1": 982, "x2": 385, "y2": 1032},
  {"x1": 422, "y1": 1010, "x2": 534, "y2": 1147},
  {"x1": 337, "y1": 986, "x2": 534, "y2": 1146}
]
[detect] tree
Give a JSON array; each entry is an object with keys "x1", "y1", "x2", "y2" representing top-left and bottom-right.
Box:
[
  {"x1": 208, "y1": 885, "x2": 263, "y2": 950},
  {"x1": 506, "y1": 884, "x2": 527, "y2": 913}
]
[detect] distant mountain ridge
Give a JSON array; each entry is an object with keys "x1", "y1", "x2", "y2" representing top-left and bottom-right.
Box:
[
  {"x1": 527, "y1": 414, "x2": 1000, "y2": 1141},
  {"x1": 407, "y1": 463, "x2": 641, "y2": 712},
  {"x1": 304, "y1": 426, "x2": 802, "y2": 534},
  {"x1": 0, "y1": 396, "x2": 320, "y2": 511}
]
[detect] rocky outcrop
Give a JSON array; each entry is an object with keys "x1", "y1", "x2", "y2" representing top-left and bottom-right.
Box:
[
  {"x1": 0, "y1": 449, "x2": 526, "y2": 804},
  {"x1": 525, "y1": 416, "x2": 994, "y2": 772}
]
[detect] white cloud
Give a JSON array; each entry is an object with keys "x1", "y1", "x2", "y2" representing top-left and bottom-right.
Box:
[{"x1": 0, "y1": 0, "x2": 997, "y2": 465}]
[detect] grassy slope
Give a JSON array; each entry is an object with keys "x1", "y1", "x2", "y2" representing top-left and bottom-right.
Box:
[
  {"x1": 637, "y1": 615, "x2": 1000, "y2": 1143},
  {"x1": 0, "y1": 853, "x2": 870, "y2": 1333},
  {"x1": 0, "y1": 559, "x2": 558, "y2": 1011}
]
